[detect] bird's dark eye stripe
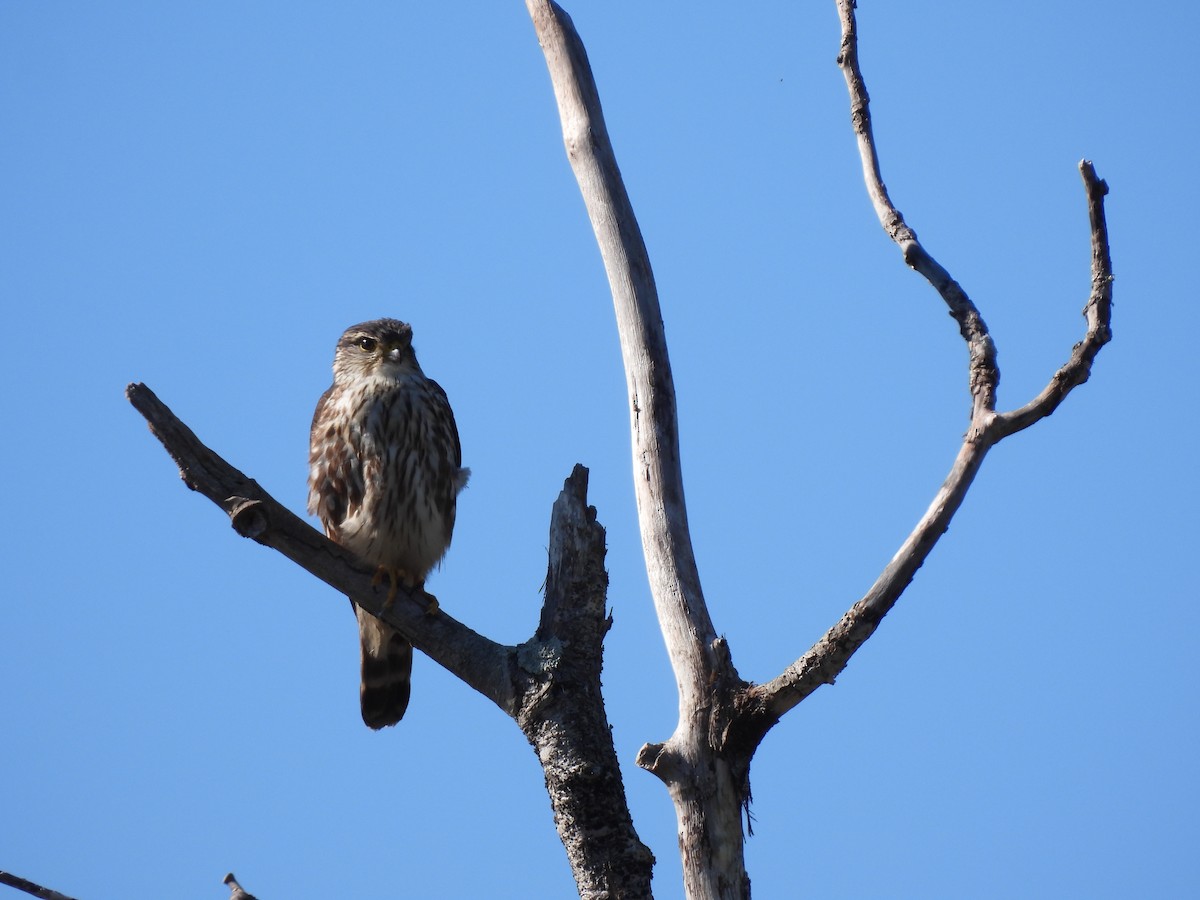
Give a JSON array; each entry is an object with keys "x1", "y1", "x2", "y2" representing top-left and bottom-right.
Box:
[{"x1": 357, "y1": 337, "x2": 377, "y2": 352}]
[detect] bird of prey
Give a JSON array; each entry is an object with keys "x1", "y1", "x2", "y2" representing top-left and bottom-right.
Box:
[{"x1": 308, "y1": 318, "x2": 469, "y2": 728}]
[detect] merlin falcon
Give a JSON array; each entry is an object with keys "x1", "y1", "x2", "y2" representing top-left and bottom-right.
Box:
[{"x1": 308, "y1": 318, "x2": 469, "y2": 728}]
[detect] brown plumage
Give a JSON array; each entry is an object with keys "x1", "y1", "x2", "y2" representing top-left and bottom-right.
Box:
[{"x1": 308, "y1": 318, "x2": 468, "y2": 729}]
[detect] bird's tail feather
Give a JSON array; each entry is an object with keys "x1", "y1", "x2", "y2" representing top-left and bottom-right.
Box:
[{"x1": 355, "y1": 605, "x2": 412, "y2": 729}]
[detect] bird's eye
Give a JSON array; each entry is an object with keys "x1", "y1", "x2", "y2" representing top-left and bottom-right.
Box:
[{"x1": 356, "y1": 337, "x2": 378, "y2": 352}]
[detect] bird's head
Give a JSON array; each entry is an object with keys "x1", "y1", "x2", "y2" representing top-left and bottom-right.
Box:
[{"x1": 331, "y1": 318, "x2": 422, "y2": 382}]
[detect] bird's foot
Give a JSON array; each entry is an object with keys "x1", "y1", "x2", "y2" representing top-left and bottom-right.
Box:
[
  {"x1": 370, "y1": 567, "x2": 435, "y2": 615},
  {"x1": 372, "y1": 566, "x2": 415, "y2": 611}
]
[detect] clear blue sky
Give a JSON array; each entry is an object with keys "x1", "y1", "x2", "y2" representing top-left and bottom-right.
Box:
[{"x1": 2, "y1": 2, "x2": 1195, "y2": 898}]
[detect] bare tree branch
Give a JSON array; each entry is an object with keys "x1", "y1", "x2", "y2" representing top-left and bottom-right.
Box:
[
  {"x1": 997, "y1": 161, "x2": 1114, "y2": 436},
  {"x1": 126, "y1": 381, "x2": 516, "y2": 713},
  {"x1": 728, "y1": 0, "x2": 1115, "y2": 745},
  {"x1": 526, "y1": 3, "x2": 750, "y2": 897},
  {"x1": 831, "y1": 0, "x2": 1000, "y2": 422},
  {"x1": 525, "y1": 0, "x2": 720, "y2": 700},
  {"x1": 0, "y1": 872, "x2": 79, "y2": 900},
  {"x1": 126, "y1": 383, "x2": 653, "y2": 896},
  {"x1": 743, "y1": 436, "x2": 992, "y2": 728}
]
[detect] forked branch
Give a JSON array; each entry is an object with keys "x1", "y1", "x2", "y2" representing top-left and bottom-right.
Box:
[
  {"x1": 729, "y1": 1, "x2": 1114, "y2": 746},
  {"x1": 126, "y1": 4, "x2": 1115, "y2": 898}
]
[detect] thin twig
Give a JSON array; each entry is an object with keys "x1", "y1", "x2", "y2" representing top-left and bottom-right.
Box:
[
  {"x1": 728, "y1": 0, "x2": 1114, "y2": 746},
  {"x1": 834, "y1": 0, "x2": 999, "y2": 421},
  {"x1": 997, "y1": 161, "x2": 1114, "y2": 435}
]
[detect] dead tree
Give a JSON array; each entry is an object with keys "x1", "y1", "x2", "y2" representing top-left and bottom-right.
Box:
[{"x1": 127, "y1": 2, "x2": 1112, "y2": 898}]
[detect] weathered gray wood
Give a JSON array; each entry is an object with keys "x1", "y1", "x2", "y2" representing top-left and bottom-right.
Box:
[
  {"x1": 519, "y1": 465, "x2": 655, "y2": 899},
  {"x1": 526, "y1": 2, "x2": 751, "y2": 898},
  {"x1": 524, "y1": 0, "x2": 717, "y2": 699},
  {"x1": 127, "y1": 3, "x2": 1115, "y2": 897},
  {"x1": 833, "y1": 0, "x2": 1000, "y2": 422},
  {"x1": 527, "y1": 3, "x2": 1113, "y2": 897},
  {"x1": 126, "y1": 384, "x2": 651, "y2": 897},
  {"x1": 727, "y1": 1, "x2": 1115, "y2": 747},
  {"x1": 997, "y1": 161, "x2": 1114, "y2": 436}
]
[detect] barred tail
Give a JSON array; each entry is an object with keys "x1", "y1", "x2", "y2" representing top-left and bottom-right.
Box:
[{"x1": 355, "y1": 605, "x2": 412, "y2": 729}]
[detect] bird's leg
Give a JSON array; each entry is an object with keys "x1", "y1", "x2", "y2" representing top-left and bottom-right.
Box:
[
  {"x1": 371, "y1": 566, "x2": 410, "y2": 611},
  {"x1": 370, "y1": 567, "x2": 439, "y2": 615}
]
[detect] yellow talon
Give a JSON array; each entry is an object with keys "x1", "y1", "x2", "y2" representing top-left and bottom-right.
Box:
[{"x1": 372, "y1": 566, "x2": 408, "y2": 611}]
